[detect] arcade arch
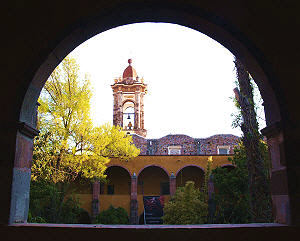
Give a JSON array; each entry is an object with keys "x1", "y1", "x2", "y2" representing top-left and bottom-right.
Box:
[
  {"x1": 137, "y1": 166, "x2": 170, "y2": 195},
  {"x1": 176, "y1": 166, "x2": 205, "y2": 190},
  {"x1": 102, "y1": 166, "x2": 131, "y2": 195}
]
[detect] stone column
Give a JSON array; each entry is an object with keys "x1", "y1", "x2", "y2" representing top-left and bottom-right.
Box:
[
  {"x1": 9, "y1": 122, "x2": 39, "y2": 224},
  {"x1": 113, "y1": 91, "x2": 123, "y2": 127},
  {"x1": 261, "y1": 122, "x2": 290, "y2": 224},
  {"x1": 112, "y1": 92, "x2": 119, "y2": 126},
  {"x1": 130, "y1": 173, "x2": 138, "y2": 224},
  {"x1": 134, "y1": 92, "x2": 140, "y2": 129},
  {"x1": 169, "y1": 172, "x2": 176, "y2": 196},
  {"x1": 140, "y1": 93, "x2": 145, "y2": 129},
  {"x1": 92, "y1": 180, "x2": 100, "y2": 218}
]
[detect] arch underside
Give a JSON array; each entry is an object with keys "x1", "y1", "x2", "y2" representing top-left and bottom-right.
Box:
[
  {"x1": 21, "y1": 4, "x2": 281, "y2": 128},
  {"x1": 7, "y1": 0, "x2": 293, "y2": 229},
  {"x1": 176, "y1": 166, "x2": 205, "y2": 190}
]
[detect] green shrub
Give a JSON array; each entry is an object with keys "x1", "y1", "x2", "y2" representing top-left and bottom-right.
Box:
[
  {"x1": 94, "y1": 206, "x2": 129, "y2": 224},
  {"x1": 212, "y1": 142, "x2": 272, "y2": 223},
  {"x1": 29, "y1": 181, "x2": 91, "y2": 224},
  {"x1": 163, "y1": 181, "x2": 208, "y2": 224},
  {"x1": 60, "y1": 197, "x2": 84, "y2": 223}
]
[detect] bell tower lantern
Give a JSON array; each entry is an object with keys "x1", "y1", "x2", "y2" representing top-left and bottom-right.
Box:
[{"x1": 111, "y1": 59, "x2": 147, "y2": 137}]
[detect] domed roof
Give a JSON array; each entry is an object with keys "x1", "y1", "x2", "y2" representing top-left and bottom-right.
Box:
[{"x1": 122, "y1": 59, "x2": 138, "y2": 80}]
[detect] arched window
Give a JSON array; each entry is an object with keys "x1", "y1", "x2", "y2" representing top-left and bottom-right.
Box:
[{"x1": 123, "y1": 104, "x2": 135, "y2": 130}]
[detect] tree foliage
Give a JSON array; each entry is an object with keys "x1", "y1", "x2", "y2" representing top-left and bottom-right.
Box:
[
  {"x1": 212, "y1": 141, "x2": 272, "y2": 223},
  {"x1": 29, "y1": 181, "x2": 91, "y2": 224},
  {"x1": 30, "y1": 56, "x2": 140, "y2": 223},
  {"x1": 212, "y1": 144, "x2": 251, "y2": 224},
  {"x1": 233, "y1": 58, "x2": 273, "y2": 222},
  {"x1": 31, "y1": 56, "x2": 140, "y2": 183},
  {"x1": 203, "y1": 156, "x2": 213, "y2": 202},
  {"x1": 163, "y1": 181, "x2": 208, "y2": 224}
]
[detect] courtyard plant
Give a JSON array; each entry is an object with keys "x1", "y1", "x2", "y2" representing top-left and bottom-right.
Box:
[
  {"x1": 163, "y1": 181, "x2": 208, "y2": 224},
  {"x1": 94, "y1": 205, "x2": 129, "y2": 224},
  {"x1": 212, "y1": 141, "x2": 272, "y2": 223}
]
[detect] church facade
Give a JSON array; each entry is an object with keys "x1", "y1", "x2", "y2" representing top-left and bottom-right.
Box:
[{"x1": 75, "y1": 59, "x2": 240, "y2": 224}]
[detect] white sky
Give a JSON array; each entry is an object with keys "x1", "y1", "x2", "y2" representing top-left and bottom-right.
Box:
[{"x1": 70, "y1": 22, "x2": 266, "y2": 139}]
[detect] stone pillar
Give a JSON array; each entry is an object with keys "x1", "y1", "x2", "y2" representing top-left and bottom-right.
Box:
[
  {"x1": 140, "y1": 93, "x2": 145, "y2": 129},
  {"x1": 112, "y1": 91, "x2": 123, "y2": 127},
  {"x1": 169, "y1": 172, "x2": 176, "y2": 196},
  {"x1": 118, "y1": 92, "x2": 123, "y2": 127},
  {"x1": 9, "y1": 122, "x2": 39, "y2": 224},
  {"x1": 134, "y1": 92, "x2": 140, "y2": 129},
  {"x1": 130, "y1": 173, "x2": 138, "y2": 224},
  {"x1": 113, "y1": 92, "x2": 118, "y2": 126},
  {"x1": 92, "y1": 180, "x2": 100, "y2": 218},
  {"x1": 261, "y1": 122, "x2": 291, "y2": 224}
]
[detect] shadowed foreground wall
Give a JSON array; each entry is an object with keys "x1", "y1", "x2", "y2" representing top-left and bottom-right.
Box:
[{"x1": 1, "y1": 0, "x2": 300, "y2": 240}]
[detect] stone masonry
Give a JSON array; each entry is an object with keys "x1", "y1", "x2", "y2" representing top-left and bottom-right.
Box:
[{"x1": 132, "y1": 134, "x2": 240, "y2": 155}]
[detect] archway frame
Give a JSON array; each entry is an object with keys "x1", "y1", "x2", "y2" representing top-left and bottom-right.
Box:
[
  {"x1": 103, "y1": 165, "x2": 132, "y2": 196},
  {"x1": 137, "y1": 164, "x2": 170, "y2": 178},
  {"x1": 11, "y1": 3, "x2": 288, "y2": 226},
  {"x1": 106, "y1": 164, "x2": 132, "y2": 177},
  {"x1": 175, "y1": 164, "x2": 205, "y2": 177}
]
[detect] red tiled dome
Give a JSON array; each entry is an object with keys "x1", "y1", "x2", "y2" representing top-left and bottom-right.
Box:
[{"x1": 123, "y1": 59, "x2": 138, "y2": 80}]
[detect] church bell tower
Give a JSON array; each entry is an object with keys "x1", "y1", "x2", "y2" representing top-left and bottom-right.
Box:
[{"x1": 111, "y1": 59, "x2": 147, "y2": 137}]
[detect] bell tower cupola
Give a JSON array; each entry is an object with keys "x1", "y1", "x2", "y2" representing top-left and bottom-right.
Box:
[{"x1": 111, "y1": 59, "x2": 147, "y2": 137}]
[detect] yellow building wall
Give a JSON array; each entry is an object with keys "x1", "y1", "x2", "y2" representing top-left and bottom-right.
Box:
[
  {"x1": 99, "y1": 195, "x2": 131, "y2": 214},
  {"x1": 74, "y1": 194, "x2": 93, "y2": 214},
  {"x1": 75, "y1": 155, "x2": 232, "y2": 217},
  {"x1": 176, "y1": 166, "x2": 204, "y2": 189},
  {"x1": 71, "y1": 193, "x2": 171, "y2": 219},
  {"x1": 138, "y1": 166, "x2": 169, "y2": 195},
  {"x1": 103, "y1": 166, "x2": 131, "y2": 195},
  {"x1": 108, "y1": 155, "x2": 232, "y2": 176}
]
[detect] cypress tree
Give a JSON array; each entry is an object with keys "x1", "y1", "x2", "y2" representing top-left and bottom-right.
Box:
[{"x1": 233, "y1": 58, "x2": 272, "y2": 222}]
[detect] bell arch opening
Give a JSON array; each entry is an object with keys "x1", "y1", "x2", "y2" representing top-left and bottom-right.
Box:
[{"x1": 123, "y1": 105, "x2": 135, "y2": 130}]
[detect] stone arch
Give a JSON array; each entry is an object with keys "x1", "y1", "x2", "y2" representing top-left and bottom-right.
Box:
[
  {"x1": 122, "y1": 99, "x2": 136, "y2": 107},
  {"x1": 10, "y1": 2, "x2": 288, "y2": 225},
  {"x1": 103, "y1": 165, "x2": 131, "y2": 195},
  {"x1": 106, "y1": 164, "x2": 132, "y2": 177},
  {"x1": 122, "y1": 101, "x2": 135, "y2": 130},
  {"x1": 175, "y1": 164, "x2": 205, "y2": 177},
  {"x1": 137, "y1": 165, "x2": 170, "y2": 196},
  {"x1": 175, "y1": 165, "x2": 205, "y2": 190},
  {"x1": 19, "y1": 6, "x2": 281, "y2": 128},
  {"x1": 137, "y1": 164, "x2": 170, "y2": 178}
]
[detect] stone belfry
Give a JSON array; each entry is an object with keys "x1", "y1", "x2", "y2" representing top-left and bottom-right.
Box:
[{"x1": 111, "y1": 59, "x2": 147, "y2": 137}]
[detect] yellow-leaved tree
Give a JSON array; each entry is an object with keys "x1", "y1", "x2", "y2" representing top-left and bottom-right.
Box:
[
  {"x1": 32, "y1": 56, "x2": 140, "y2": 184},
  {"x1": 30, "y1": 56, "x2": 140, "y2": 223}
]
